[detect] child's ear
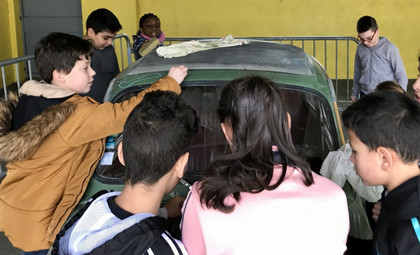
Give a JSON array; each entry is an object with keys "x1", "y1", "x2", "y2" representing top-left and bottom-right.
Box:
[
  {"x1": 87, "y1": 27, "x2": 96, "y2": 38},
  {"x1": 174, "y1": 152, "x2": 189, "y2": 179},
  {"x1": 221, "y1": 122, "x2": 233, "y2": 146},
  {"x1": 117, "y1": 142, "x2": 125, "y2": 166},
  {"x1": 52, "y1": 69, "x2": 66, "y2": 83},
  {"x1": 287, "y1": 112, "x2": 292, "y2": 130},
  {"x1": 376, "y1": 146, "x2": 394, "y2": 171}
]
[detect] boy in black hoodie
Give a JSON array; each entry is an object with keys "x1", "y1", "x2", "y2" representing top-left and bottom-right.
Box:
[{"x1": 342, "y1": 91, "x2": 420, "y2": 255}]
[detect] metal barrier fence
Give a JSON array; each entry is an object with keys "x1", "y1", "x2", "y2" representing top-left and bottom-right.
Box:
[
  {"x1": 1, "y1": 35, "x2": 358, "y2": 107},
  {"x1": 113, "y1": 33, "x2": 132, "y2": 69},
  {"x1": 0, "y1": 55, "x2": 34, "y2": 100},
  {"x1": 165, "y1": 36, "x2": 360, "y2": 108}
]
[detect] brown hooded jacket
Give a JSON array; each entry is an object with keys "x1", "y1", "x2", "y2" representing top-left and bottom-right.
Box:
[{"x1": 0, "y1": 76, "x2": 180, "y2": 251}]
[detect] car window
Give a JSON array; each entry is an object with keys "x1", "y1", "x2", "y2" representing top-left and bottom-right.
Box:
[
  {"x1": 284, "y1": 87, "x2": 338, "y2": 172},
  {"x1": 97, "y1": 82, "x2": 339, "y2": 184}
]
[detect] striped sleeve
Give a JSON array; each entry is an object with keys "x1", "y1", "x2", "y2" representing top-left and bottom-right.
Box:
[{"x1": 148, "y1": 232, "x2": 188, "y2": 254}]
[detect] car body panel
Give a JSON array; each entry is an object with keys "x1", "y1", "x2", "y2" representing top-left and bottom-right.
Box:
[
  {"x1": 108, "y1": 41, "x2": 333, "y2": 100},
  {"x1": 106, "y1": 41, "x2": 339, "y2": 133},
  {"x1": 122, "y1": 40, "x2": 314, "y2": 76},
  {"x1": 76, "y1": 40, "x2": 344, "y2": 215}
]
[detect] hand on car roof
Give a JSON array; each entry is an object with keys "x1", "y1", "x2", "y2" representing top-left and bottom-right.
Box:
[{"x1": 168, "y1": 65, "x2": 188, "y2": 84}]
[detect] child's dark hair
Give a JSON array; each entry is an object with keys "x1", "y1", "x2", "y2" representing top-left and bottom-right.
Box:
[
  {"x1": 139, "y1": 13, "x2": 160, "y2": 28},
  {"x1": 199, "y1": 76, "x2": 313, "y2": 213},
  {"x1": 357, "y1": 16, "x2": 378, "y2": 33},
  {"x1": 122, "y1": 90, "x2": 199, "y2": 186},
  {"x1": 342, "y1": 91, "x2": 420, "y2": 163},
  {"x1": 34, "y1": 32, "x2": 94, "y2": 83},
  {"x1": 86, "y1": 8, "x2": 122, "y2": 34},
  {"x1": 375, "y1": 81, "x2": 405, "y2": 94}
]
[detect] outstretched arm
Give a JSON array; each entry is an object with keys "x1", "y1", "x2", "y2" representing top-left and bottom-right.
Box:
[{"x1": 64, "y1": 65, "x2": 189, "y2": 145}]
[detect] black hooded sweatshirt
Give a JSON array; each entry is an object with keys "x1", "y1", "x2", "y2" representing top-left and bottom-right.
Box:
[{"x1": 373, "y1": 175, "x2": 420, "y2": 254}]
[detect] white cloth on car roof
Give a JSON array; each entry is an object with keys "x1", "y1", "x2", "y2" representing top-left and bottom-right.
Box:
[{"x1": 156, "y1": 35, "x2": 249, "y2": 58}]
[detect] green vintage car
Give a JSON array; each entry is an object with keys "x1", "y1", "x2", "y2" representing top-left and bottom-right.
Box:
[{"x1": 76, "y1": 39, "x2": 345, "y2": 211}]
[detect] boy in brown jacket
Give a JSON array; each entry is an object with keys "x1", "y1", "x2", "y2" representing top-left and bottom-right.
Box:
[{"x1": 0, "y1": 32, "x2": 187, "y2": 254}]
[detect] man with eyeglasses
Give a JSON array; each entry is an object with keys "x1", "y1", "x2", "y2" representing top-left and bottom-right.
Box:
[{"x1": 351, "y1": 16, "x2": 407, "y2": 102}]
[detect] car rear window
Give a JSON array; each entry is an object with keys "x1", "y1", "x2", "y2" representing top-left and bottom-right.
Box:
[{"x1": 97, "y1": 82, "x2": 339, "y2": 184}]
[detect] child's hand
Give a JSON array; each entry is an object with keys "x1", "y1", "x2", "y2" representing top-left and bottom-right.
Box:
[
  {"x1": 139, "y1": 40, "x2": 150, "y2": 49},
  {"x1": 164, "y1": 195, "x2": 185, "y2": 218},
  {"x1": 168, "y1": 65, "x2": 188, "y2": 84},
  {"x1": 372, "y1": 201, "x2": 381, "y2": 222}
]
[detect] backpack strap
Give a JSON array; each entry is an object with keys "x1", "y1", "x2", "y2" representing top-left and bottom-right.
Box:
[
  {"x1": 50, "y1": 190, "x2": 113, "y2": 255},
  {"x1": 411, "y1": 217, "x2": 420, "y2": 243}
]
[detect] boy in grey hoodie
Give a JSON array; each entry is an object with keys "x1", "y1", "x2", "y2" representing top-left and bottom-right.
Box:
[{"x1": 351, "y1": 16, "x2": 407, "y2": 102}]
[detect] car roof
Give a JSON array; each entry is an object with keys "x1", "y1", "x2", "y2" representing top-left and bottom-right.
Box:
[
  {"x1": 124, "y1": 40, "x2": 315, "y2": 77},
  {"x1": 107, "y1": 39, "x2": 336, "y2": 105}
]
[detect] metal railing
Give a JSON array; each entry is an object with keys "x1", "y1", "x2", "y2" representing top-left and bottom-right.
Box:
[
  {"x1": 113, "y1": 33, "x2": 132, "y2": 69},
  {"x1": 165, "y1": 36, "x2": 360, "y2": 108},
  {"x1": 0, "y1": 55, "x2": 34, "y2": 100},
  {"x1": 1, "y1": 36, "x2": 358, "y2": 107}
]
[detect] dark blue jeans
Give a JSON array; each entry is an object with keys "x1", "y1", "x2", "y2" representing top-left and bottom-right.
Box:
[{"x1": 23, "y1": 249, "x2": 49, "y2": 255}]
